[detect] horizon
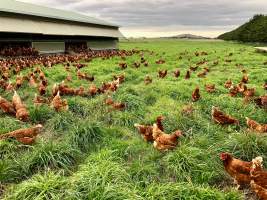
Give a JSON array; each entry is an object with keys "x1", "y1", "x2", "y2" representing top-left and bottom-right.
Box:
[{"x1": 18, "y1": 0, "x2": 267, "y2": 38}]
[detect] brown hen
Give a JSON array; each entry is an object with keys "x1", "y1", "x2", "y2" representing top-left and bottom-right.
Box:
[
  {"x1": 246, "y1": 117, "x2": 267, "y2": 133},
  {"x1": 255, "y1": 95, "x2": 267, "y2": 108},
  {"x1": 12, "y1": 91, "x2": 29, "y2": 122},
  {"x1": 224, "y1": 79, "x2": 232, "y2": 89},
  {"x1": 173, "y1": 69, "x2": 180, "y2": 78},
  {"x1": 152, "y1": 123, "x2": 183, "y2": 151},
  {"x1": 250, "y1": 157, "x2": 267, "y2": 199},
  {"x1": 205, "y1": 84, "x2": 216, "y2": 93},
  {"x1": 220, "y1": 152, "x2": 252, "y2": 188},
  {"x1": 192, "y1": 87, "x2": 201, "y2": 102},
  {"x1": 0, "y1": 96, "x2": 16, "y2": 115},
  {"x1": 158, "y1": 70, "x2": 168, "y2": 78},
  {"x1": 51, "y1": 91, "x2": 68, "y2": 112},
  {"x1": 144, "y1": 75, "x2": 152, "y2": 85},
  {"x1": 212, "y1": 106, "x2": 239, "y2": 125},
  {"x1": 0, "y1": 124, "x2": 43, "y2": 145},
  {"x1": 134, "y1": 116, "x2": 165, "y2": 142}
]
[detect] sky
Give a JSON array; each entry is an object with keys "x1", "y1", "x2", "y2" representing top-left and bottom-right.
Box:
[{"x1": 19, "y1": 0, "x2": 267, "y2": 38}]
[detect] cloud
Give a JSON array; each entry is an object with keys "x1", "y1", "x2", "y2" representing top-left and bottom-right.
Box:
[{"x1": 18, "y1": 0, "x2": 267, "y2": 37}]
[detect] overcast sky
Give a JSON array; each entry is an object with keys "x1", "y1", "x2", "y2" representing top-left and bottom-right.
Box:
[{"x1": 19, "y1": 0, "x2": 267, "y2": 38}]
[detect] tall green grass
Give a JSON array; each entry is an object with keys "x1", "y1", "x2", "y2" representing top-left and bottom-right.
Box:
[{"x1": 1, "y1": 39, "x2": 267, "y2": 199}]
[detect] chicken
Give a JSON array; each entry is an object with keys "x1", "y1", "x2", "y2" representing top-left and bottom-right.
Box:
[
  {"x1": 220, "y1": 152, "x2": 252, "y2": 188},
  {"x1": 140, "y1": 56, "x2": 146, "y2": 63},
  {"x1": 246, "y1": 118, "x2": 267, "y2": 133},
  {"x1": 197, "y1": 71, "x2": 207, "y2": 78},
  {"x1": 29, "y1": 75, "x2": 37, "y2": 87},
  {"x1": 75, "y1": 86, "x2": 85, "y2": 96},
  {"x1": 254, "y1": 95, "x2": 267, "y2": 108},
  {"x1": 251, "y1": 181, "x2": 267, "y2": 200},
  {"x1": 108, "y1": 82, "x2": 118, "y2": 92},
  {"x1": 173, "y1": 69, "x2": 180, "y2": 78},
  {"x1": 190, "y1": 66, "x2": 198, "y2": 72},
  {"x1": 34, "y1": 67, "x2": 41, "y2": 74},
  {"x1": 152, "y1": 123, "x2": 183, "y2": 151},
  {"x1": 50, "y1": 91, "x2": 68, "y2": 112},
  {"x1": 205, "y1": 84, "x2": 216, "y2": 93},
  {"x1": 185, "y1": 70, "x2": 190, "y2": 79},
  {"x1": 241, "y1": 74, "x2": 249, "y2": 84},
  {"x1": 41, "y1": 79, "x2": 48, "y2": 87},
  {"x1": 192, "y1": 87, "x2": 201, "y2": 102},
  {"x1": 112, "y1": 102, "x2": 126, "y2": 111},
  {"x1": 85, "y1": 74, "x2": 95, "y2": 82},
  {"x1": 39, "y1": 70, "x2": 45, "y2": 79},
  {"x1": 58, "y1": 82, "x2": 75, "y2": 96},
  {"x1": 144, "y1": 75, "x2": 152, "y2": 85},
  {"x1": 119, "y1": 62, "x2": 127, "y2": 70},
  {"x1": 156, "y1": 59, "x2": 165, "y2": 64},
  {"x1": 0, "y1": 79, "x2": 8, "y2": 90},
  {"x1": 33, "y1": 94, "x2": 49, "y2": 107},
  {"x1": 229, "y1": 85, "x2": 239, "y2": 97},
  {"x1": 52, "y1": 83, "x2": 59, "y2": 97},
  {"x1": 133, "y1": 61, "x2": 141, "y2": 68},
  {"x1": 158, "y1": 70, "x2": 168, "y2": 78},
  {"x1": 38, "y1": 82, "x2": 46, "y2": 96},
  {"x1": 12, "y1": 91, "x2": 29, "y2": 122},
  {"x1": 0, "y1": 96, "x2": 16, "y2": 115},
  {"x1": 15, "y1": 75, "x2": 23, "y2": 88},
  {"x1": 224, "y1": 79, "x2": 232, "y2": 89},
  {"x1": 134, "y1": 116, "x2": 165, "y2": 142},
  {"x1": 203, "y1": 67, "x2": 210, "y2": 72},
  {"x1": 77, "y1": 70, "x2": 86, "y2": 80},
  {"x1": 89, "y1": 84, "x2": 98, "y2": 96},
  {"x1": 144, "y1": 61, "x2": 149, "y2": 67},
  {"x1": 264, "y1": 82, "x2": 267, "y2": 90},
  {"x1": 0, "y1": 124, "x2": 43, "y2": 145},
  {"x1": 113, "y1": 74, "x2": 125, "y2": 84},
  {"x1": 250, "y1": 156, "x2": 267, "y2": 195},
  {"x1": 237, "y1": 83, "x2": 247, "y2": 93},
  {"x1": 250, "y1": 157, "x2": 267, "y2": 199},
  {"x1": 243, "y1": 88, "x2": 255, "y2": 97},
  {"x1": 105, "y1": 96, "x2": 114, "y2": 105},
  {"x1": 134, "y1": 124, "x2": 153, "y2": 142},
  {"x1": 212, "y1": 106, "x2": 239, "y2": 125}
]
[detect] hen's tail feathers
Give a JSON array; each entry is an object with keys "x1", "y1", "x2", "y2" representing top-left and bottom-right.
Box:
[
  {"x1": 252, "y1": 156, "x2": 263, "y2": 169},
  {"x1": 134, "y1": 123, "x2": 140, "y2": 128}
]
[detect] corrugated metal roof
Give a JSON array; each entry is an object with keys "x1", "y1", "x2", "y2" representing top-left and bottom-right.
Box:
[
  {"x1": 0, "y1": 0, "x2": 118, "y2": 27},
  {"x1": 0, "y1": 15, "x2": 123, "y2": 37}
]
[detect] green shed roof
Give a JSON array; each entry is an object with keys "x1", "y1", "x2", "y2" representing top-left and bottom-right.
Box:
[{"x1": 0, "y1": 0, "x2": 118, "y2": 28}]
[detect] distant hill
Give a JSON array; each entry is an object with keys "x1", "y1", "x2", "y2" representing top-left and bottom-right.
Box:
[
  {"x1": 218, "y1": 14, "x2": 267, "y2": 42},
  {"x1": 163, "y1": 34, "x2": 211, "y2": 39}
]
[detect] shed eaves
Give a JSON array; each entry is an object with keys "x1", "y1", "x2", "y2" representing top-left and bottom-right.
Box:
[{"x1": 0, "y1": 0, "x2": 118, "y2": 28}]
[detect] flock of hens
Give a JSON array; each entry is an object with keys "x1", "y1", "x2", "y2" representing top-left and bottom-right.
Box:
[{"x1": 0, "y1": 46, "x2": 267, "y2": 199}]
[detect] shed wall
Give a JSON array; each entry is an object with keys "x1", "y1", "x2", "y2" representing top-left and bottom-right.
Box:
[
  {"x1": 87, "y1": 39, "x2": 118, "y2": 50},
  {"x1": 32, "y1": 42, "x2": 65, "y2": 54}
]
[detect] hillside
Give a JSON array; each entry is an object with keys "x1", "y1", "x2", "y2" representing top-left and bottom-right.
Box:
[
  {"x1": 218, "y1": 14, "x2": 267, "y2": 42},
  {"x1": 163, "y1": 34, "x2": 210, "y2": 39}
]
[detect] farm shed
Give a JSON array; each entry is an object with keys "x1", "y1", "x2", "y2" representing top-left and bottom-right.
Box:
[{"x1": 0, "y1": 0, "x2": 122, "y2": 54}]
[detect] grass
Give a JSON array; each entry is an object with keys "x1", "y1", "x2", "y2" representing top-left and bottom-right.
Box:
[{"x1": 1, "y1": 39, "x2": 267, "y2": 199}]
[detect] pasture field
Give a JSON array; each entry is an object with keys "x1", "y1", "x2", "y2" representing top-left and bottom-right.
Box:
[{"x1": 1, "y1": 39, "x2": 267, "y2": 199}]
